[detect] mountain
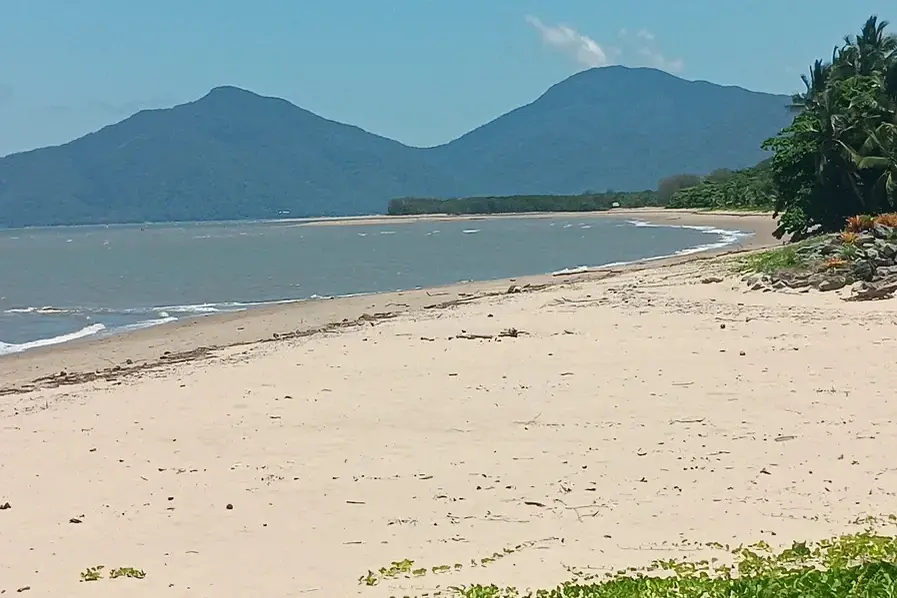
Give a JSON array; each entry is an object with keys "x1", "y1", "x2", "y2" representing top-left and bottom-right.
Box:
[
  {"x1": 0, "y1": 67, "x2": 793, "y2": 227},
  {"x1": 431, "y1": 67, "x2": 793, "y2": 196}
]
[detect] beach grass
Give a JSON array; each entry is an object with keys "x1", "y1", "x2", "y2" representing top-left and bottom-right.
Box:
[
  {"x1": 455, "y1": 531, "x2": 897, "y2": 597},
  {"x1": 363, "y1": 526, "x2": 897, "y2": 597},
  {"x1": 733, "y1": 237, "x2": 827, "y2": 275},
  {"x1": 735, "y1": 246, "x2": 805, "y2": 274}
]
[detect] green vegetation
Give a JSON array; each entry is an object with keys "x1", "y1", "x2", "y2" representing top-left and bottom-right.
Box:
[
  {"x1": 386, "y1": 163, "x2": 781, "y2": 216},
  {"x1": 734, "y1": 236, "x2": 826, "y2": 274},
  {"x1": 79, "y1": 564, "x2": 145, "y2": 582},
  {"x1": 657, "y1": 14, "x2": 897, "y2": 232},
  {"x1": 386, "y1": 191, "x2": 658, "y2": 215},
  {"x1": 735, "y1": 244, "x2": 808, "y2": 275},
  {"x1": 80, "y1": 565, "x2": 104, "y2": 582},
  {"x1": 386, "y1": 165, "x2": 781, "y2": 216},
  {"x1": 667, "y1": 160, "x2": 776, "y2": 210},
  {"x1": 360, "y1": 526, "x2": 897, "y2": 597},
  {"x1": 761, "y1": 15, "x2": 897, "y2": 240},
  {"x1": 109, "y1": 566, "x2": 146, "y2": 579}
]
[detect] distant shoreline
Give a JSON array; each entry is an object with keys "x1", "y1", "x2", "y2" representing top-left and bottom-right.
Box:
[
  {"x1": 0, "y1": 209, "x2": 779, "y2": 392},
  {"x1": 290, "y1": 207, "x2": 776, "y2": 228},
  {"x1": 0, "y1": 207, "x2": 774, "y2": 231}
]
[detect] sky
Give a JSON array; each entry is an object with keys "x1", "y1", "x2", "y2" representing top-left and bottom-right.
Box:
[{"x1": 0, "y1": 0, "x2": 893, "y2": 156}]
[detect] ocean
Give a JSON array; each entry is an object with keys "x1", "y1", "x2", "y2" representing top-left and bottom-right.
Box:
[{"x1": 0, "y1": 216, "x2": 751, "y2": 354}]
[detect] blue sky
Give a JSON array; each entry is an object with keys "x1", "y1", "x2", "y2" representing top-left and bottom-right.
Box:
[{"x1": 0, "y1": 0, "x2": 893, "y2": 156}]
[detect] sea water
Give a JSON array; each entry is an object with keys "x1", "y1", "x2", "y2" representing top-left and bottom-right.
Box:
[{"x1": 0, "y1": 217, "x2": 751, "y2": 354}]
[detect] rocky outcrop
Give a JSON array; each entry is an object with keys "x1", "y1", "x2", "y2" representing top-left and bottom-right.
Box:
[{"x1": 744, "y1": 224, "x2": 897, "y2": 300}]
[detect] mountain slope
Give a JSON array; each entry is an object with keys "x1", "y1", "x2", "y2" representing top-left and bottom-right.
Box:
[
  {"x1": 430, "y1": 67, "x2": 792, "y2": 196},
  {"x1": 0, "y1": 69, "x2": 793, "y2": 227},
  {"x1": 0, "y1": 87, "x2": 460, "y2": 226}
]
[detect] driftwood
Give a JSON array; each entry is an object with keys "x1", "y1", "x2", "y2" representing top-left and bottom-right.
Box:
[{"x1": 452, "y1": 328, "x2": 526, "y2": 341}]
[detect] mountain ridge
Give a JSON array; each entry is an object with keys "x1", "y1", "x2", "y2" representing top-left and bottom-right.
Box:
[{"x1": 0, "y1": 66, "x2": 793, "y2": 227}]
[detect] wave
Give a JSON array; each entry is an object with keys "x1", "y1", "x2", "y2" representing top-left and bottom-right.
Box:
[
  {"x1": 552, "y1": 266, "x2": 591, "y2": 275},
  {"x1": 114, "y1": 316, "x2": 178, "y2": 333},
  {"x1": 3, "y1": 298, "x2": 301, "y2": 318},
  {"x1": 550, "y1": 220, "x2": 752, "y2": 274},
  {"x1": 625, "y1": 219, "x2": 751, "y2": 254},
  {"x1": 0, "y1": 323, "x2": 106, "y2": 356},
  {"x1": 4, "y1": 306, "x2": 70, "y2": 315},
  {"x1": 461, "y1": 229, "x2": 480, "y2": 234}
]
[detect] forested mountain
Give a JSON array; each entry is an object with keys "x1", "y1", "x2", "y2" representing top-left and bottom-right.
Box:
[{"x1": 0, "y1": 67, "x2": 792, "y2": 226}]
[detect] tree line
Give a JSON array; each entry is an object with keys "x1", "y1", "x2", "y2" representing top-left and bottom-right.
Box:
[
  {"x1": 387, "y1": 191, "x2": 660, "y2": 216},
  {"x1": 386, "y1": 166, "x2": 775, "y2": 216}
]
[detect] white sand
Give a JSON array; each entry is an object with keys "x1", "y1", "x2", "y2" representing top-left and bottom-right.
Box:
[{"x1": 6, "y1": 211, "x2": 896, "y2": 597}]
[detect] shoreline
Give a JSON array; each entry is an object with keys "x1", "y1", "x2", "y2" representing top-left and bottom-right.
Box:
[
  {"x1": 289, "y1": 206, "x2": 775, "y2": 227},
  {"x1": 0, "y1": 209, "x2": 779, "y2": 393},
  {"x1": 4, "y1": 214, "x2": 897, "y2": 595}
]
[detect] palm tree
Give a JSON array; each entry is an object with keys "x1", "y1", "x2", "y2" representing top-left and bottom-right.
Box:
[
  {"x1": 791, "y1": 56, "x2": 835, "y2": 113},
  {"x1": 838, "y1": 16, "x2": 897, "y2": 77},
  {"x1": 849, "y1": 117, "x2": 897, "y2": 209},
  {"x1": 884, "y1": 55, "x2": 897, "y2": 101}
]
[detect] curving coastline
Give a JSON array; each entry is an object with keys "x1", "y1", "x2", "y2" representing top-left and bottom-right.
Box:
[
  {"x1": 0, "y1": 209, "x2": 779, "y2": 391},
  {"x1": 5, "y1": 205, "x2": 897, "y2": 596}
]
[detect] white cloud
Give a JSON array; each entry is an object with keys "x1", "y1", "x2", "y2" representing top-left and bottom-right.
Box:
[
  {"x1": 527, "y1": 17, "x2": 683, "y2": 74},
  {"x1": 637, "y1": 46, "x2": 684, "y2": 73},
  {"x1": 525, "y1": 15, "x2": 609, "y2": 68},
  {"x1": 636, "y1": 29, "x2": 655, "y2": 41}
]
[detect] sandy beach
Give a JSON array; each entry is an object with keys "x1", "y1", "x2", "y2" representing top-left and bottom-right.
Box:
[{"x1": 8, "y1": 209, "x2": 897, "y2": 596}]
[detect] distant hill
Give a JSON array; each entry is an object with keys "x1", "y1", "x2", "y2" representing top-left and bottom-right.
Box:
[
  {"x1": 0, "y1": 67, "x2": 793, "y2": 227},
  {"x1": 430, "y1": 67, "x2": 793, "y2": 196}
]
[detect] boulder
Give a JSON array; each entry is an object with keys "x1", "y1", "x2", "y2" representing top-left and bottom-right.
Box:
[
  {"x1": 880, "y1": 242, "x2": 897, "y2": 260},
  {"x1": 817, "y1": 275, "x2": 847, "y2": 291},
  {"x1": 877, "y1": 265, "x2": 897, "y2": 278},
  {"x1": 776, "y1": 270, "x2": 812, "y2": 288},
  {"x1": 873, "y1": 224, "x2": 894, "y2": 239},
  {"x1": 851, "y1": 260, "x2": 875, "y2": 281}
]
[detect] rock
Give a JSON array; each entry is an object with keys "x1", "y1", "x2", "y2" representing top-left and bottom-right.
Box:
[
  {"x1": 874, "y1": 224, "x2": 894, "y2": 239},
  {"x1": 819, "y1": 241, "x2": 839, "y2": 256},
  {"x1": 851, "y1": 260, "x2": 875, "y2": 281},
  {"x1": 808, "y1": 273, "x2": 828, "y2": 288},
  {"x1": 776, "y1": 271, "x2": 811, "y2": 288},
  {"x1": 701, "y1": 276, "x2": 724, "y2": 284},
  {"x1": 817, "y1": 275, "x2": 847, "y2": 291},
  {"x1": 857, "y1": 233, "x2": 876, "y2": 246},
  {"x1": 844, "y1": 275, "x2": 897, "y2": 301},
  {"x1": 881, "y1": 243, "x2": 897, "y2": 259},
  {"x1": 877, "y1": 265, "x2": 897, "y2": 278},
  {"x1": 744, "y1": 274, "x2": 766, "y2": 290}
]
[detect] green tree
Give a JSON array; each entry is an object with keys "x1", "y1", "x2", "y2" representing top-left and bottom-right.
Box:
[
  {"x1": 657, "y1": 174, "x2": 703, "y2": 204},
  {"x1": 763, "y1": 14, "x2": 897, "y2": 239}
]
